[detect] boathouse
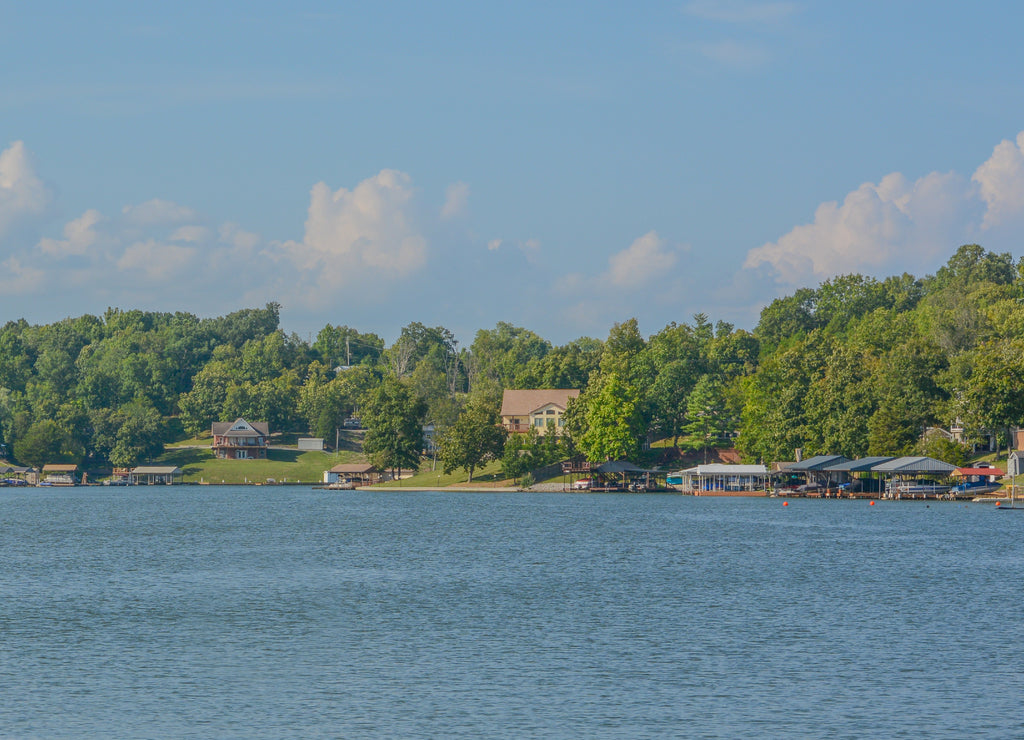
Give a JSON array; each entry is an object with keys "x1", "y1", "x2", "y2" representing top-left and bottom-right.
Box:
[
  {"x1": 672, "y1": 463, "x2": 768, "y2": 493},
  {"x1": 324, "y1": 463, "x2": 384, "y2": 486},
  {"x1": 129, "y1": 466, "x2": 183, "y2": 485}
]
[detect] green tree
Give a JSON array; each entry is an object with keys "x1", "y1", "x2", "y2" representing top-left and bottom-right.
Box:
[
  {"x1": 576, "y1": 373, "x2": 642, "y2": 462},
  {"x1": 362, "y1": 379, "x2": 427, "y2": 476},
  {"x1": 685, "y1": 375, "x2": 732, "y2": 463},
  {"x1": 14, "y1": 419, "x2": 70, "y2": 468},
  {"x1": 956, "y1": 338, "x2": 1024, "y2": 445},
  {"x1": 179, "y1": 360, "x2": 238, "y2": 437},
  {"x1": 109, "y1": 398, "x2": 167, "y2": 466},
  {"x1": 438, "y1": 401, "x2": 507, "y2": 481}
]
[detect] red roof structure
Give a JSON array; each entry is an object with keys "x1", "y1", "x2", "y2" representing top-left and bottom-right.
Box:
[{"x1": 953, "y1": 467, "x2": 1004, "y2": 477}]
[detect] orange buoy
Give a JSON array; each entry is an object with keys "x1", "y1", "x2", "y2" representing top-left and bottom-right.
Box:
[
  {"x1": 783, "y1": 501, "x2": 789, "y2": 506},
  {"x1": 869, "y1": 501, "x2": 875, "y2": 506},
  {"x1": 996, "y1": 501, "x2": 1001, "y2": 507}
]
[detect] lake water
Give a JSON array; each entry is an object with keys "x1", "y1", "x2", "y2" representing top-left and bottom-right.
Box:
[{"x1": 1, "y1": 487, "x2": 1022, "y2": 738}]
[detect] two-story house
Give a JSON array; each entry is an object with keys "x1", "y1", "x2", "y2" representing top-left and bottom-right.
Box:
[
  {"x1": 500, "y1": 389, "x2": 579, "y2": 436},
  {"x1": 211, "y1": 418, "x2": 270, "y2": 459}
]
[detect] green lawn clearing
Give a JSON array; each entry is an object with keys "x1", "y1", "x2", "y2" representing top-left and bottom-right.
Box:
[{"x1": 155, "y1": 446, "x2": 365, "y2": 484}]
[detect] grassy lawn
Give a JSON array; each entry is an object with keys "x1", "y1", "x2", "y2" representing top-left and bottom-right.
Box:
[
  {"x1": 165, "y1": 429, "x2": 364, "y2": 451},
  {"x1": 155, "y1": 446, "x2": 365, "y2": 484},
  {"x1": 372, "y1": 459, "x2": 514, "y2": 488}
]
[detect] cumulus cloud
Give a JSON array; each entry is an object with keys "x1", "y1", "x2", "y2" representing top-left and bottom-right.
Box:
[
  {"x1": 487, "y1": 238, "x2": 502, "y2": 251},
  {"x1": 117, "y1": 239, "x2": 198, "y2": 280},
  {"x1": 440, "y1": 181, "x2": 469, "y2": 219},
  {"x1": 556, "y1": 231, "x2": 685, "y2": 332},
  {"x1": 518, "y1": 238, "x2": 541, "y2": 262},
  {"x1": 37, "y1": 209, "x2": 105, "y2": 257},
  {"x1": 607, "y1": 231, "x2": 679, "y2": 288},
  {"x1": 743, "y1": 154, "x2": 999, "y2": 285},
  {"x1": 972, "y1": 131, "x2": 1024, "y2": 229},
  {"x1": 0, "y1": 140, "x2": 52, "y2": 240},
  {"x1": 0, "y1": 255, "x2": 45, "y2": 296},
  {"x1": 279, "y1": 170, "x2": 427, "y2": 285},
  {"x1": 0, "y1": 153, "x2": 436, "y2": 319}
]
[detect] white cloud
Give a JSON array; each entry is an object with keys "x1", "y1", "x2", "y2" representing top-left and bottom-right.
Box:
[
  {"x1": 0, "y1": 255, "x2": 44, "y2": 296},
  {"x1": 37, "y1": 209, "x2": 105, "y2": 257},
  {"x1": 743, "y1": 167, "x2": 981, "y2": 285},
  {"x1": 487, "y1": 238, "x2": 502, "y2": 251},
  {"x1": 219, "y1": 222, "x2": 261, "y2": 252},
  {"x1": 743, "y1": 131, "x2": 1024, "y2": 287},
  {"x1": 607, "y1": 231, "x2": 679, "y2": 288},
  {"x1": 972, "y1": 131, "x2": 1024, "y2": 229},
  {"x1": 282, "y1": 170, "x2": 426, "y2": 275},
  {"x1": 0, "y1": 140, "x2": 52, "y2": 240},
  {"x1": 117, "y1": 239, "x2": 198, "y2": 280},
  {"x1": 556, "y1": 231, "x2": 685, "y2": 332},
  {"x1": 0, "y1": 161, "x2": 436, "y2": 319},
  {"x1": 169, "y1": 224, "x2": 212, "y2": 243},
  {"x1": 440, "y1": 181, "x2": 469, "y2": 219},
  {"x1": 518, "y1": 238, "x2": 541, "y2": 263}
]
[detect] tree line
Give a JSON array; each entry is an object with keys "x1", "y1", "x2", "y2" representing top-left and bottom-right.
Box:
[{"x1": 1, "y1": 244, "x2": 1021, "y2": 475}]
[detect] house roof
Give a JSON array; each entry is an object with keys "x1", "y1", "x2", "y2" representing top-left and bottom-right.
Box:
[
  {"x1": 500, "y1": 389, "x2": 579, "y2": 417},
  {"x1": 784, "y1": 455, "x2": 850, "y2": 471},
  {"x1": 825, "y1": 457, "x2": 896, "y2": 472},
  {"x1": 329, "y1": 463, "x2": 379, "y2": 474},
  {"x1": 953, "y1": 467, "x2": 1005, "y2": 477},
  {"x1": 679, "y1": 464, "x2": 768, "y2": 475},
  {"x1": 871, "y1": 456, "x2": 957, "y2": 474},
  {"x1": 594, "y1": 460, "x2": 662, "y2": 474},
  {"x1": 42, "y1": 464, "x2": 78, "y2": 472},
  {"x1": 212, "y1": 418, "x2": 270, "y2": 436},
  {"x1": 131, "y1": 466, "x2": 182, "y2": 475}
]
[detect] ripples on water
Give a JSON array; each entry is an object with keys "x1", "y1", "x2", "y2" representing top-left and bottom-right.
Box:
[{"x1": 1, "y1": 488, "x2": 1022, "y2": 738}]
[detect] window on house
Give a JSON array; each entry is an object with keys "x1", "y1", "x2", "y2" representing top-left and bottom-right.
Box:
[{"x1": 535, "y1": 418, "x2": 544, "y2": 427}]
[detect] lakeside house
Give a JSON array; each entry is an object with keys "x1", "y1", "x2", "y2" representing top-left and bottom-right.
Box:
[
  {"x1": 500, "y1": 389, "x2": 579, "y2": 435},
  {"x1": 211, "y1": 418, "x2": 269, "y2": 460}
]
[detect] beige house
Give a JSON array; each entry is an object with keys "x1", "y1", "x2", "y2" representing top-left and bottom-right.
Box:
[{"x1": 500, "y1": 389, "x2": 579, "y2": 436}]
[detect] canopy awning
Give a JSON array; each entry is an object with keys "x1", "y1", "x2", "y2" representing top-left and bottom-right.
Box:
[
  {"x1": 784, "y1": 455, "x2": 850, "y2": 471},
  {"x1": 953, "y1": 467, "x2": 1005, "y2": 477},
  {"x1": 871, "y1": 456, "x2": 957, "y2": 474},
  {"x1": 825, "y1": 457, "x2": 895, "y2": 472}
]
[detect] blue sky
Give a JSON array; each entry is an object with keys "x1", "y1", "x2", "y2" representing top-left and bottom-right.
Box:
[{"x1": 3, "y1": 1, "x2": 1024, "y2": 343}]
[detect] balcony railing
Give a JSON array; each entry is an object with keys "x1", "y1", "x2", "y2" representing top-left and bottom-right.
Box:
[{"x1": 213, "y1": 438, "x2": 267, "y2": 448}]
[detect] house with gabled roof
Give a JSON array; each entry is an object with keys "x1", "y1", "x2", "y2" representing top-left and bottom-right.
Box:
[
  {"x1": 211, "y1": 418, "x2": 270, "y2": 459},
  {"x1": 500, "y1": 389, "x2": 579, "y2": 436}
]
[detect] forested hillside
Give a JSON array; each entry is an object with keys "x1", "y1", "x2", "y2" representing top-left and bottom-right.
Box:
[{"x1": 1, "y1": 244, "x2": 1021, "y2": 471}]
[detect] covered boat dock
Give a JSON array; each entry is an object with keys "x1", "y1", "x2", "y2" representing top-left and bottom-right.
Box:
[
  {"x1": 129, "y1": 466, "x2": 183, "y2": 485},
  {"x1": 672, "y1": 464, "x2": 768, "y2": 494}
]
